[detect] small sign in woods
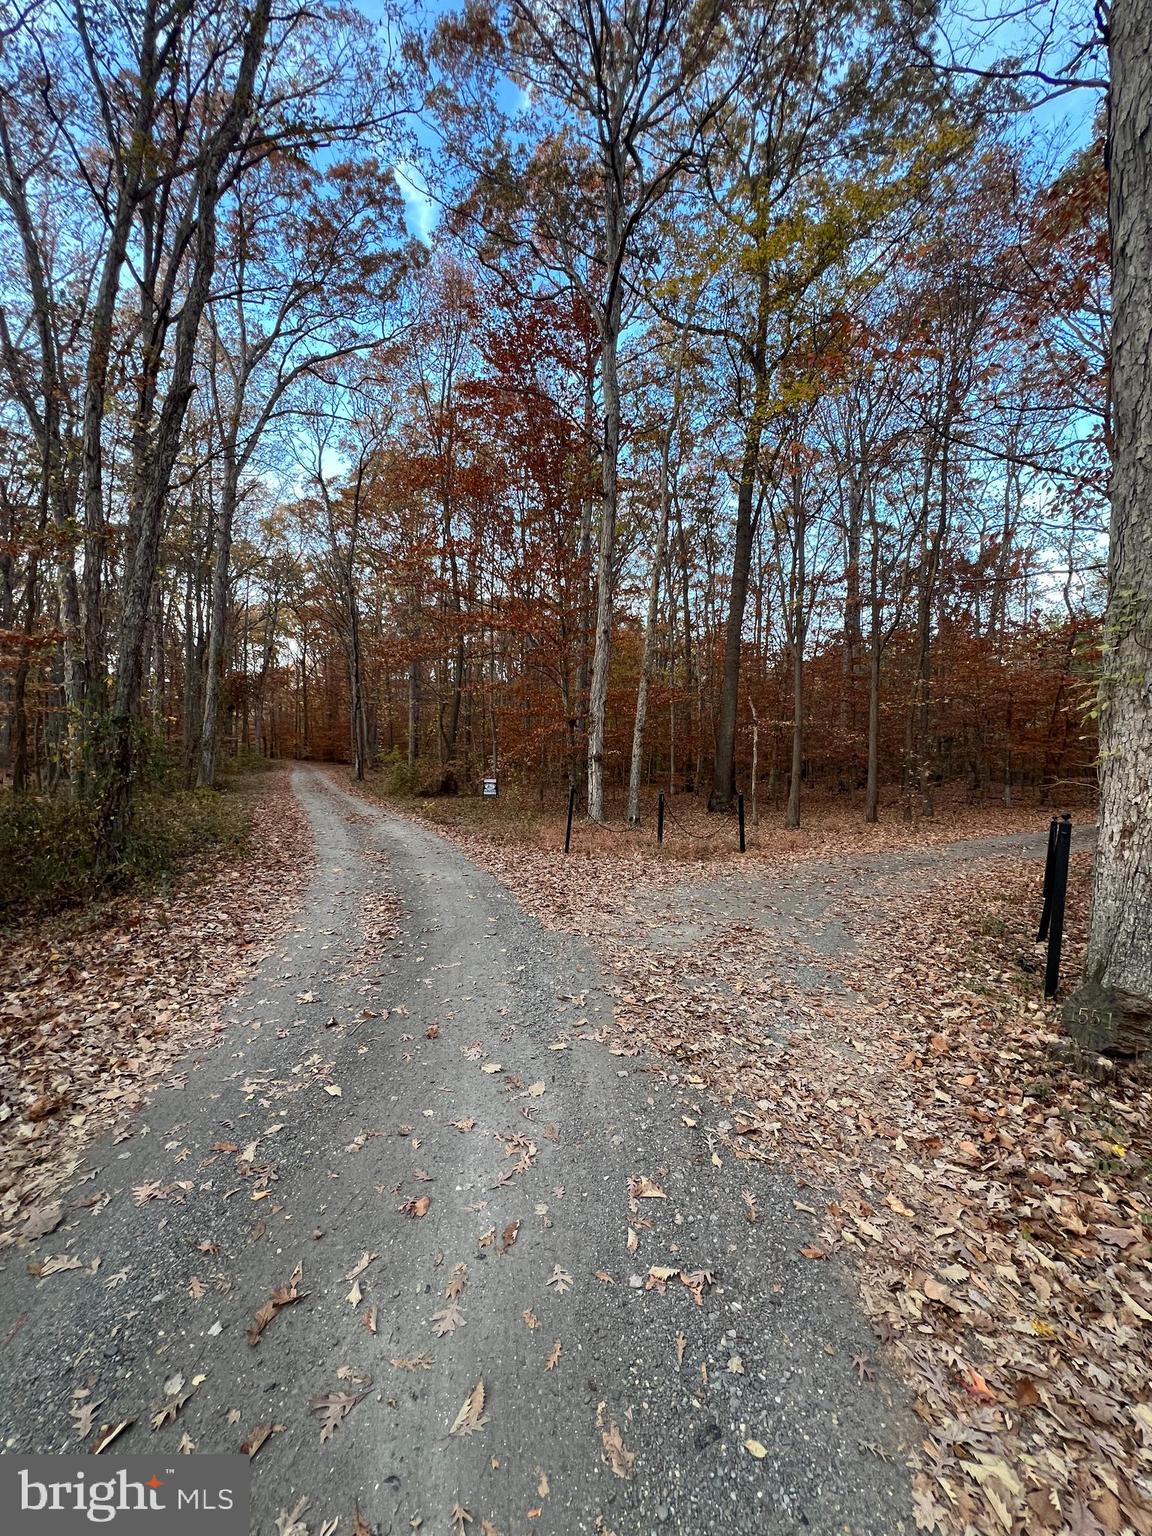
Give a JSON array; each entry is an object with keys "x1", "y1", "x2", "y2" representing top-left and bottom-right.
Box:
[{"x1": 482, "y1": 776, "x2": 498, "y2": 797}]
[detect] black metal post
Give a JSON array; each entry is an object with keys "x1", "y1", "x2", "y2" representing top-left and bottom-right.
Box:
[
  {"x1": 1044, "y1": 814, "x2": 1072, "y2": 999},
  {"x1": 737, "y1": 793, "x2": 746, "y2": 853},
  {"x1": 564, "y1": 783, "x2": 576, "y2": 855},
  {"x1": 657, "y1": 791, "x2": 665, "y2": 845},
  {"x1": 1037, "y1": 815, "x2": 1059, "y2": 941}
]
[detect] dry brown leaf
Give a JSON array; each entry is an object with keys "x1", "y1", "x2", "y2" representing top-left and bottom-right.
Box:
[
  {"x1": 545, "y1": 1338, "x2": 562, "y2": 1370},
  {"x1": 247, "y1": 1263, "x2": 304, "y2": 1346},
  {"x1": 344, "y1": 1252, "x2": 379, "y2": 1282},
  {"x1": 310, "y1": 1390, "x2": 365, "y2": 1442},
  {"x1": 241, "y1": 1422, "x2": 284, "y2": 1459},
  {"x1": 430, "y1": 1303, "x2": 465, "y2": 1336},
  {"x1": 601, "y1": 1422, "x2": 635, "y2": 1479},
  {"x1": 70, "y1": 1398, "x2": 103, "y2": 1439},
  {"x1": 448, "y1": 1380, "x2": 488, "y2": 1436},
  {"x1": 390, "y1": 1353, "x2": 434, "y2": 1371},
  {"x1": 91, "y1": 1420, "x2": 133, "y2": 1455}
]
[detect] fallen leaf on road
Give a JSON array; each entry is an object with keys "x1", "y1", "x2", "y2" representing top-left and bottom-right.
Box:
[
  {"x1": 545, "y1": 1339, "x2": 561, "y2": 1370},
  {"x1": 452, "y1": 1118, "x2": 476, "y2": 1132},
  {"x1": 24, "y1": 1203, "x2": 64, "y2": 1240},
  {"x1": 323, "y1": 1085, "x2": 342, "y2": 1097},
  {"x1": 680, "y1": 1270, "x2": 712, "y2": 1307},
  {"x1": 601, "y1": 1422, "x2": 635, "y2": 1479},
  {"x1": 481, "y1": 1064, "x2": 502, "y2": 1074},
  {"x1": 522, "y1": 1309, "x2": 539, "y2": 1330},
  {"x1": 450, "y1": 1506, "x2": 472, "y2": 1535},
  {"x1": 445, "y1": 1264, "x2": 467, "y2": 1299},
  {"x1": 345, "y1": 1279, "x2": 363, "y2": 1307},
  {"x1": 546, "y1": 1265, "x2": 573, "y2": 1295},
  {"x1": 310, "y1": 1390, "x2": 365, "y2": 1442},
  {"x1": 247, "y1": 1263, "x2": 303, "y2": 1346},
  {"x1": 675, "y1": 1333, "x2": 687, "y2": 1365},
  {"x1": 363, "y1": 1305, "x2": 378, "y2": 1335},
  {"x1": 630, "y1": 1177, "x2": 666, "y2": 1199},
  {"x1": 240, "y1": 1422, "x2": 284, "y2": 1459},
  {"x1": 177, "y1": 1433, "x2": 195, "y2": 1454},
  {"x1": 31, "y1": 1254, "x2": 84, "y2": 1277},
  {"x1": 91, "y1": 1420, "x2": 133, "y2": 1455},
  {"x1": 449, "y1": 1380, "x2": 488, "y2": 1436},
  {"x1": 390, "y1": 1354, "x2": 433, "y2": 1371},
  {"x1": 275, "y1": 1496, "x2": 310, "y2": 1536},
  {"x1": 401, "y1": 1195, "x2": 430, "y2": 1219},
  {"x1": 70, "y1": 1399, "x2": 103, "y2": 1439},
  {"x1": 500, "y1": 1221, "x2": 520, "y2": 1254},
  {"x1": 151, "y1": 1378, "x2": 196, "y2": 1430},
  {"x1": 430, "y1": 1303, "x2": 465, "y2": 1337},
  {"x1": 345, "y1": 1253, "x2": 379, "y2": 1282}
]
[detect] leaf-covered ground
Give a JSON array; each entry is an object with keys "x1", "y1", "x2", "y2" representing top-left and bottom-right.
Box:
[
  {"x1": 386, "y1": 794, "x2": 1152, "y2": 1536},
  {"x1": 0, "y1": 769, "x2": 314, "y2": 1237}
]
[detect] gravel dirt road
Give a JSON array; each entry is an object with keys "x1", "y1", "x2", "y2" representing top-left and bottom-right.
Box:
[{"x1": 0, "y1": 767, "x2": 913, "y2": 1535}]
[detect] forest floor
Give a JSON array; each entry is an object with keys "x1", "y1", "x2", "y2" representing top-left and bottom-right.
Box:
[{"x1": 1, "y1": 767, "x2": 1149, "y2": 1536}]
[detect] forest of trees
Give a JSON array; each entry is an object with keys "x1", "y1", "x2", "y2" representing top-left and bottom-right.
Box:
[{"x1": 0, "y1": 0, "x2": 1115, "y2": 842}]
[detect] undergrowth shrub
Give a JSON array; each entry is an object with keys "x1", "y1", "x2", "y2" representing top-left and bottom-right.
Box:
[{"x1": 0, "y1": 783, "x2": 251, "y2": 923}]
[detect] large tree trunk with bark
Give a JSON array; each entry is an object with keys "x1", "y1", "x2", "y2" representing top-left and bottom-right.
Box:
[
  {"x1": 586, "y1": 200, "x2": 622, "y2": 824},
  {"x1": 709, "y1": 273, "x2": 770, "y2": 814},
  {"x1": 1066, "y1": 2, "x2": 1152, "y2": 1050},
  {"x1": 198, "y1": 452, "x2": 238, "y2": 788},
  {"x1": 626, "y1": 423, "x2": 673, "y2": 825},
  {"x1": 709, "y1": 437, "x2": 759, "y2": 812},
  {"x1": 627, "y1": 321, "x2": 689, "y2": 825}
]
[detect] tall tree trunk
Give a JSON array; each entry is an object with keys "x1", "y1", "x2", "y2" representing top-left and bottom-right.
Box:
[
  {"x1": 865, "y1": 638, "x2": 881, "y2": 824},
  {"x1": 710, "y1": 274, "x2": 770, "y2": 813},
  {"x1": 709, "y1": 438, "x2": 759, "y2": 811},
  {"x1": 626, "y1": 439, "x2": 672, "y2": 825},
  {"x1": 785, "y1": 476, "x2": 807, "y2": 830},
  {"x1": 627, "y1": 320, "x2": 689, "y2": 824},
  {"x1": 1067, "y1": 1, "x2": 1152, "y2": 1047},
  {"x1": 198, "y1": 453, "x2": 238, "y2": 788},
  {"x1": 587, "y1": 210, "x2": 623, "y2": 823}
]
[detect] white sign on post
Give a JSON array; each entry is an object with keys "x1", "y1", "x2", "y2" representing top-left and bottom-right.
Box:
[{"x1": 482, "y1": 776, "x2": 498, "y2": 797}]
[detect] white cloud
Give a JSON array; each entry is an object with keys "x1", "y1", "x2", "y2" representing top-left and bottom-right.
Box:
[{"x1": 393, "y1": 161, "x2": 438, "y2": 245}]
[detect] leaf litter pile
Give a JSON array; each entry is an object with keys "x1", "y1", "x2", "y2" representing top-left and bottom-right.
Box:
[
  {"x1": 408, "y1": 803, "x2": 1152, "y2": 1536},
  {"x1": 0, "y1": 770, "x2": 313, "y2": 1236}
]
